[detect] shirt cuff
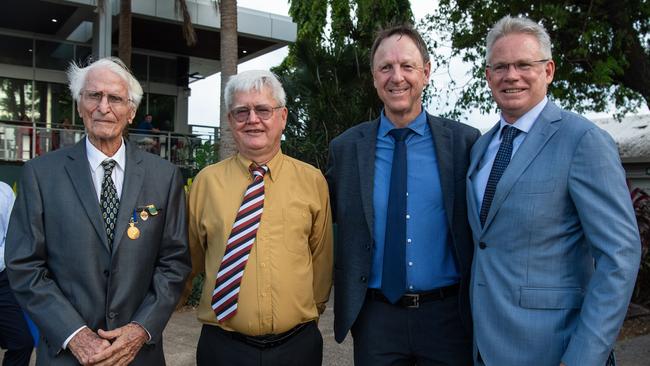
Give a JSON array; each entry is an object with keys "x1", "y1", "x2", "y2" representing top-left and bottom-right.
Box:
[
  {"x1": 131, "y1": 321, "x2": 152, "y2": 343},
  {"x1": 63, "y1": 325, "x2": 87, "y2": 349}
]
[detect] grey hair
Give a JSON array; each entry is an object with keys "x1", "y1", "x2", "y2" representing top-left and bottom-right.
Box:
[
  {"x1": 486, "y1": 15, "x2": 553, "y2": 63},
  {"x1": 67, "y1": 57, "x2": 144, "y2": 109},
  {"x1": 224, "y1": 70, "x2": 286, "y2": 111}
]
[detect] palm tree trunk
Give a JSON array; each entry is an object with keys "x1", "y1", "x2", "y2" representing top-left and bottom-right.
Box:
[
  {"x1": 218, "y1": 0, "x2": 238, "y2": 160},
  {"x1": 118, "y1": 0, "x2": 132, "y2": 68}
]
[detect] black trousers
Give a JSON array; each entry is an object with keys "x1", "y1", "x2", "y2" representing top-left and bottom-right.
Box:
[
  {"x1": 352, "y1": 292, "x2": 472, "y2": 366},
  {"x1": 196, "y1": 322, "x2": 323, "y2": 366},
  {"x1": 0, "y1": 270, "x2": 33, "y2": 366}
]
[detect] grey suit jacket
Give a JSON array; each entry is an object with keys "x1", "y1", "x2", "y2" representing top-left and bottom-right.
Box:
[
  {"x1": 326, "y1": 113, "x2": 480, "y2": 343},
  {"x1": 467, "y1": 101, "x2": 641, "y2": 366},
  {"x1": 6, "y1": 139, "x2": 191, "y2": 365}
]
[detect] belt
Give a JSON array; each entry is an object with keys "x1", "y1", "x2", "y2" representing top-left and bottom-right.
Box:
[
  {"x1": 215, "y1": 321, "x2": 313, "y2": 349},
  {"x1": 367, "y1": 284, "x2": 459, "y2": 308}
]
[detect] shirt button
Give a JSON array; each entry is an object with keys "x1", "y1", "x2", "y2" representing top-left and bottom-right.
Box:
[
  {"x1": 408, "y1": 285, "x2": 414, "y2": 290},
  {"x1": 408, "y1": 261, "x2": 413, "y2": 266},
  {"x1": 360, "y1": 276, "x2": 367, "y2": 283},
  {"x1": 479, "y1": 242, "x2": 487, "y2": 249},
  {"x1": 406, "y1": 214, "x2": 410, "y2": 219},
  {"x1": 407, "y1": 238, "x2": 412, "y2": 244},
  {"x1": 260, "y1": 262, "x2": 266, "y2": 268},
  {"x1": 108, "y1": 312, "x2": 116, "y2": 319},
  {"x1": 406, "y1": 192, "x2": 409, "y2": 197}
]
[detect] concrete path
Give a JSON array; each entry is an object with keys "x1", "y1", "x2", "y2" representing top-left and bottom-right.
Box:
[{"x1": 3, "y1": 305, "x2": 648, "y2": 365}]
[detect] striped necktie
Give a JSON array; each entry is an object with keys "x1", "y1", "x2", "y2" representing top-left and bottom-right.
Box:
[{"x1": 212, "y1": 164, "x2": 269, "y2": 322}]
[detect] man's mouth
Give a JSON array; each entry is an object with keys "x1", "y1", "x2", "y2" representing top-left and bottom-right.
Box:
[
  {"x1": 389, "y1": 87, "x2": 408, "y2": 95},
  {"x1": 503, "y1": 88, "x2": 525, "y2": 94}
]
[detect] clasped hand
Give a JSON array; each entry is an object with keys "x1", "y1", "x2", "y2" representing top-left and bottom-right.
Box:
[{"x1": 68, "y1": 323, "x2": 148, "y2": 365}]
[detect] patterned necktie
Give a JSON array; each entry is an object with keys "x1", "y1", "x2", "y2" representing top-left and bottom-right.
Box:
[
  {"x1": 212, "y1": 164, "x2": 269, "y2": 322},
  {"x1": 479, "y1": 125, "x2": 520, "y2": 227},
  {"x1": 100, "y1": 159, "x2": 120, "y2": 247},
  {"x1": 382, "y1": 128, "x2": 412, "y2": 303}
]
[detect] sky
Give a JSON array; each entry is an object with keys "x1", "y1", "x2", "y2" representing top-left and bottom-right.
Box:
[{"x1": 187, "y1": 0, "x2": 648, "y2": 132}]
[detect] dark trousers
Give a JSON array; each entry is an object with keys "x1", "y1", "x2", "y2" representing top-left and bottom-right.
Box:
[
  {"x1": 196, "y1": 322, "x2": 323, "y2": 366},
  {"x1": 0, "y1": 270, "x2": 33, "y2": 366},
  {"x1": 352, "y1": 292, "x2": 472, "y2": 366}
]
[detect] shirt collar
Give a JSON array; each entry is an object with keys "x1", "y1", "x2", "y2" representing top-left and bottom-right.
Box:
[
  {"x1": 235, "y1": 150, "x2": 284, "y2": 182},
  {"x1": 378, "y1": 108, "x2": 428, "y2": 137},
  {"x1": 498, "y1": 96, "x2": 548, "y2": 134},
  {"x1": 85, "y1": 137, "x2": 126, "y2": 172}
]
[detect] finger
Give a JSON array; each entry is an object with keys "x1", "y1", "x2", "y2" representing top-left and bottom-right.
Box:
[
  {"x1": 98, "y1": 328, "x2": 121, "y2": 340},
  {"x1": 88, "y1": 341, "x2": 122, "y2": 363}
]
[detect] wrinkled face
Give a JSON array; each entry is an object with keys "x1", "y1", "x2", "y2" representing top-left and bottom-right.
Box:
[
  {"x1": 77, "y1": 68, "x2": 135, "y2": 145},
  {"x1": 228, "y1": 87, "x2": 287, "y2": 162},
  {"x1": 372, "y1": 34, "x2": 430, "y2": 125},
  {"x1": 486, "y1": 33, "x2": 555, "y2": 123}
]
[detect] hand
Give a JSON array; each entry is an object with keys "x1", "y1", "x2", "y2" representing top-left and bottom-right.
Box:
[
  {"x1": 89, "y1": 323, "x2": 148, "y2": 366},
  {"x1": 68, "y1": 327, "x2": 111, "y2": 365},
  {"x1": 560, "y1": 363, "x2": 566, "y2": 366}
]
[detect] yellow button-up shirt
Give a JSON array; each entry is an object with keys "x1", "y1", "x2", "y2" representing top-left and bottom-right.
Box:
[{"x1": 188, "y1": 151, "x2": 333, "y2": 336}]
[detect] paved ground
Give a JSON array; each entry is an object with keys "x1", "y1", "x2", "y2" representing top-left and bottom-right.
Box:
[{"x1": 3, "y1": 303, "x2": 648, "y2": 365}]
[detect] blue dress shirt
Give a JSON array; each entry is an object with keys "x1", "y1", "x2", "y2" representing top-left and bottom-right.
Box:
[
  {"x1": 0, "y1": 182, "x2": 15, "y2": 272},
  {"x1": 472, "y1": 97, "x2": 548, "y2": 213},
  {"x1": 371, "y1": 110, "x2": 459, "y2": 292}
]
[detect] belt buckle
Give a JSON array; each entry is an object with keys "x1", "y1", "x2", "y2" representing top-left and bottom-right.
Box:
[{"x1": 403, "y1": 293, "x2": 420, "y2": 308}]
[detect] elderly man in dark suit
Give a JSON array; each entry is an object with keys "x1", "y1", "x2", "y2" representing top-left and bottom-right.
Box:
[
  {"x1": 6, "y1": 57, "x2": 191, "y2": 365},
  {"x1": 326, "y1": 24, "x2": 480, "y2": 365}
]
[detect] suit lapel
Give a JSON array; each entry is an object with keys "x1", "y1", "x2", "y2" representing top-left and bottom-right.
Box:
[
  {"x1": 64, "y1": 139, "x2": 110, "y2": 251},
  {"x1": 356, "y1": 120, "x2": 379, "y2": 240},
  {"x1": 428, "y1": 115, "x2": 454, "y2": 226},
  {"x1": 467, "y1": 123, "x2": 499, "y2": 232},
  {"x1": 482, "y1": 102, "x2": 562, "y2": 229},
  {"x1": 111, "y1": 141, "x2": 144, "y2": 253}
]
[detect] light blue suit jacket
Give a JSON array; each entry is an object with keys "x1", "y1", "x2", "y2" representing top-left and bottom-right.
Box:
[{"x1": 467, "y1": 101, "x2": 640, "y2": 366}]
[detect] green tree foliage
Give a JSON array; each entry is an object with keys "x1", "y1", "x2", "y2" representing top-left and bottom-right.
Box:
[
  {"x1": 423, "y1": 0, "x2": 649, "y2": 120},
  {"x1": 273, "y1": 0, "x2": 413, "y2": 169}
]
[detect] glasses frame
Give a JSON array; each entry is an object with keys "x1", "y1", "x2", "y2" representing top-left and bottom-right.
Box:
[
  {"x1": 229, "y1": 105, "x2": 284, "y2": 123},
  {"x1": 486, "y1": 59, "x2": 550, "y2": 75},
  {"x1": 80, "y1": 90, "x2": 133, "y2": 110}
]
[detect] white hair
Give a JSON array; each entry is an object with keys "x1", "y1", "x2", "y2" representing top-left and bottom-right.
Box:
[
  {"x1": 224, "y1": 70, "x2": 286, "y2": 110},
  {"x1": 486, "y1": 15, "x2": 553, "y2": 63},
  {"x1": 67, "y1": 57, "x2": 144, "y2": 108}
]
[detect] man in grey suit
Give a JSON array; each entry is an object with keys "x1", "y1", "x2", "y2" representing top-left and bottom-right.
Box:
[
  {"x1": 6, "y1": 57, "x2": 191, "y2": 365},
  {"x1": 327, "y1": 24, "x2": 479, "y2": 365},
  {"x1": 468, "y1": 16, "x2": 641, "y2": 366}
]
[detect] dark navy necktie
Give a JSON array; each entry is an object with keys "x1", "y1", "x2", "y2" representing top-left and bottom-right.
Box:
[
  {"x1": 100, "y1": 159, "x2": 119, "y2": 248},
  {"x1": 479, "y1": 125, "x2": 520, "y2": 227},
  {"x1": 382, "y1": 128, "x2": 412, "y2": 303}
]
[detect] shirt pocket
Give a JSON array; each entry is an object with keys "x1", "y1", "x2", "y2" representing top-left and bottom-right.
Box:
[
  {"x1": 283, "y1": 208, "x2": 312, "y2": 255},
  {"x1": 519, "y1": 286, "x2": 584, "y2": 309}
]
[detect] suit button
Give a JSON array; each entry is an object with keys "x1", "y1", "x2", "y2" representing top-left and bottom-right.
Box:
[
  {"x1": 108, "y1": 312, "x2": 117, "y2": 319},
  {"x1": 103, "y1": 270, "x2": 110, "y2": 277},
  {"x1": 365, "y1": 244, "x2": 371, "y2": 250},
  {"x1": 360, "y1": 276, "x2": 367, "y2": 283},
  {"x1": 479, "y1": 242, "x2": 487, "y2": 249}
]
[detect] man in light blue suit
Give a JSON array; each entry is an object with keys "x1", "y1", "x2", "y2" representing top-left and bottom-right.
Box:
[{"x1": 467, "y1": 16, "x2": 641, "y2": 366}]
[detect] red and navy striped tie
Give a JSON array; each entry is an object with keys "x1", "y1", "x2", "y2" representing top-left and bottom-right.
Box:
[{"x1": 212, "y1": 164, "x2": 269, "y2": 322}]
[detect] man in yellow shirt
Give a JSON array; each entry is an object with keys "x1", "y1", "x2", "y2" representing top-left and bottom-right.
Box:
[{"x1": 188, "y1": 70, "x2": 333, "y2": 365}]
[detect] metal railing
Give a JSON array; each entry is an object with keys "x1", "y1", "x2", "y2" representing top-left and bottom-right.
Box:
[{"x1": 0, "y1": 120, "x2": 217, "y2": 173}]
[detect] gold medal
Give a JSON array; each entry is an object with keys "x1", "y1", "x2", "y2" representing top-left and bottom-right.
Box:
[
  {"x1": 127, "y1": 223, "x2": 140, "y2": 240},
  {"x1": 140, "y1": 210, "x2": 149, "y2": 221}
]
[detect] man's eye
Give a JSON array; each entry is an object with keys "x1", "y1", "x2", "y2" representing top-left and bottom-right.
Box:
[
  {"x1": 88, "y1": 92, "x2": 102, "y2": 100},
  {"x1": 234, "y1": 108, "x2": 249, "y2": 116},
  {"x1": 255, "y1": 107, "x2": 272, "y2": 114},
  {"x1": 108, "y1": 95, "x2": 124, "y2": 104},
  {"x1": 516, "y1": 63, "x2": 532, "y2": 70},
  {"x1": 493, "y1": 64, "x2": 507, "y2": 72}
]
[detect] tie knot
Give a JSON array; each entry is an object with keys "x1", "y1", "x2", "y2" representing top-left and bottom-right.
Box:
[
  {"x1": 101, "y1": 159, "x2": 117, "y2": 174},
  {"x1": 249, "y1": 164, "x2": 268, "y2": 179},
  {"x1": 388, "y1": 128, "x2": 412, "y2": 142},
  {"x1": 501, "y1": 125, "x2": 520, "y2": 143}
]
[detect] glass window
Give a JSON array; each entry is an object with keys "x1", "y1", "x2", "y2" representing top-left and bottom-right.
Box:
[
  {"x1": 35, "y1": 40, "x2": 74, "y2": 70},
  {"x1": 0, "y1": 34, "x2": 33, "y2": 67},
  {"x1": 131, "y1": 54, "x2": 148, "y2": 82},
  {"x1": 148, "y1": 93, "x2": 176, "y2": 131},
  {"x1": 32, "y1": 81, "x2": 73, "y2": 125},
  {"x1": 149, "y1": 56, "x2": 177, "y2": 84},
  {"x1": 0, "y1": 77, "x2": 35, "y2": 121}
]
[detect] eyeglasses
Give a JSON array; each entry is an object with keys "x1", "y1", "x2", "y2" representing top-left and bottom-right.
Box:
[
  {"x1": 80, "y1": 90, "x2": 131, "y2": 109},
  {"x1": 229, "y1": 105, "x2": 283, "y2": 123},
  {"x1": 486, "y1": 59, "x2": 549, "y2": 75}
]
